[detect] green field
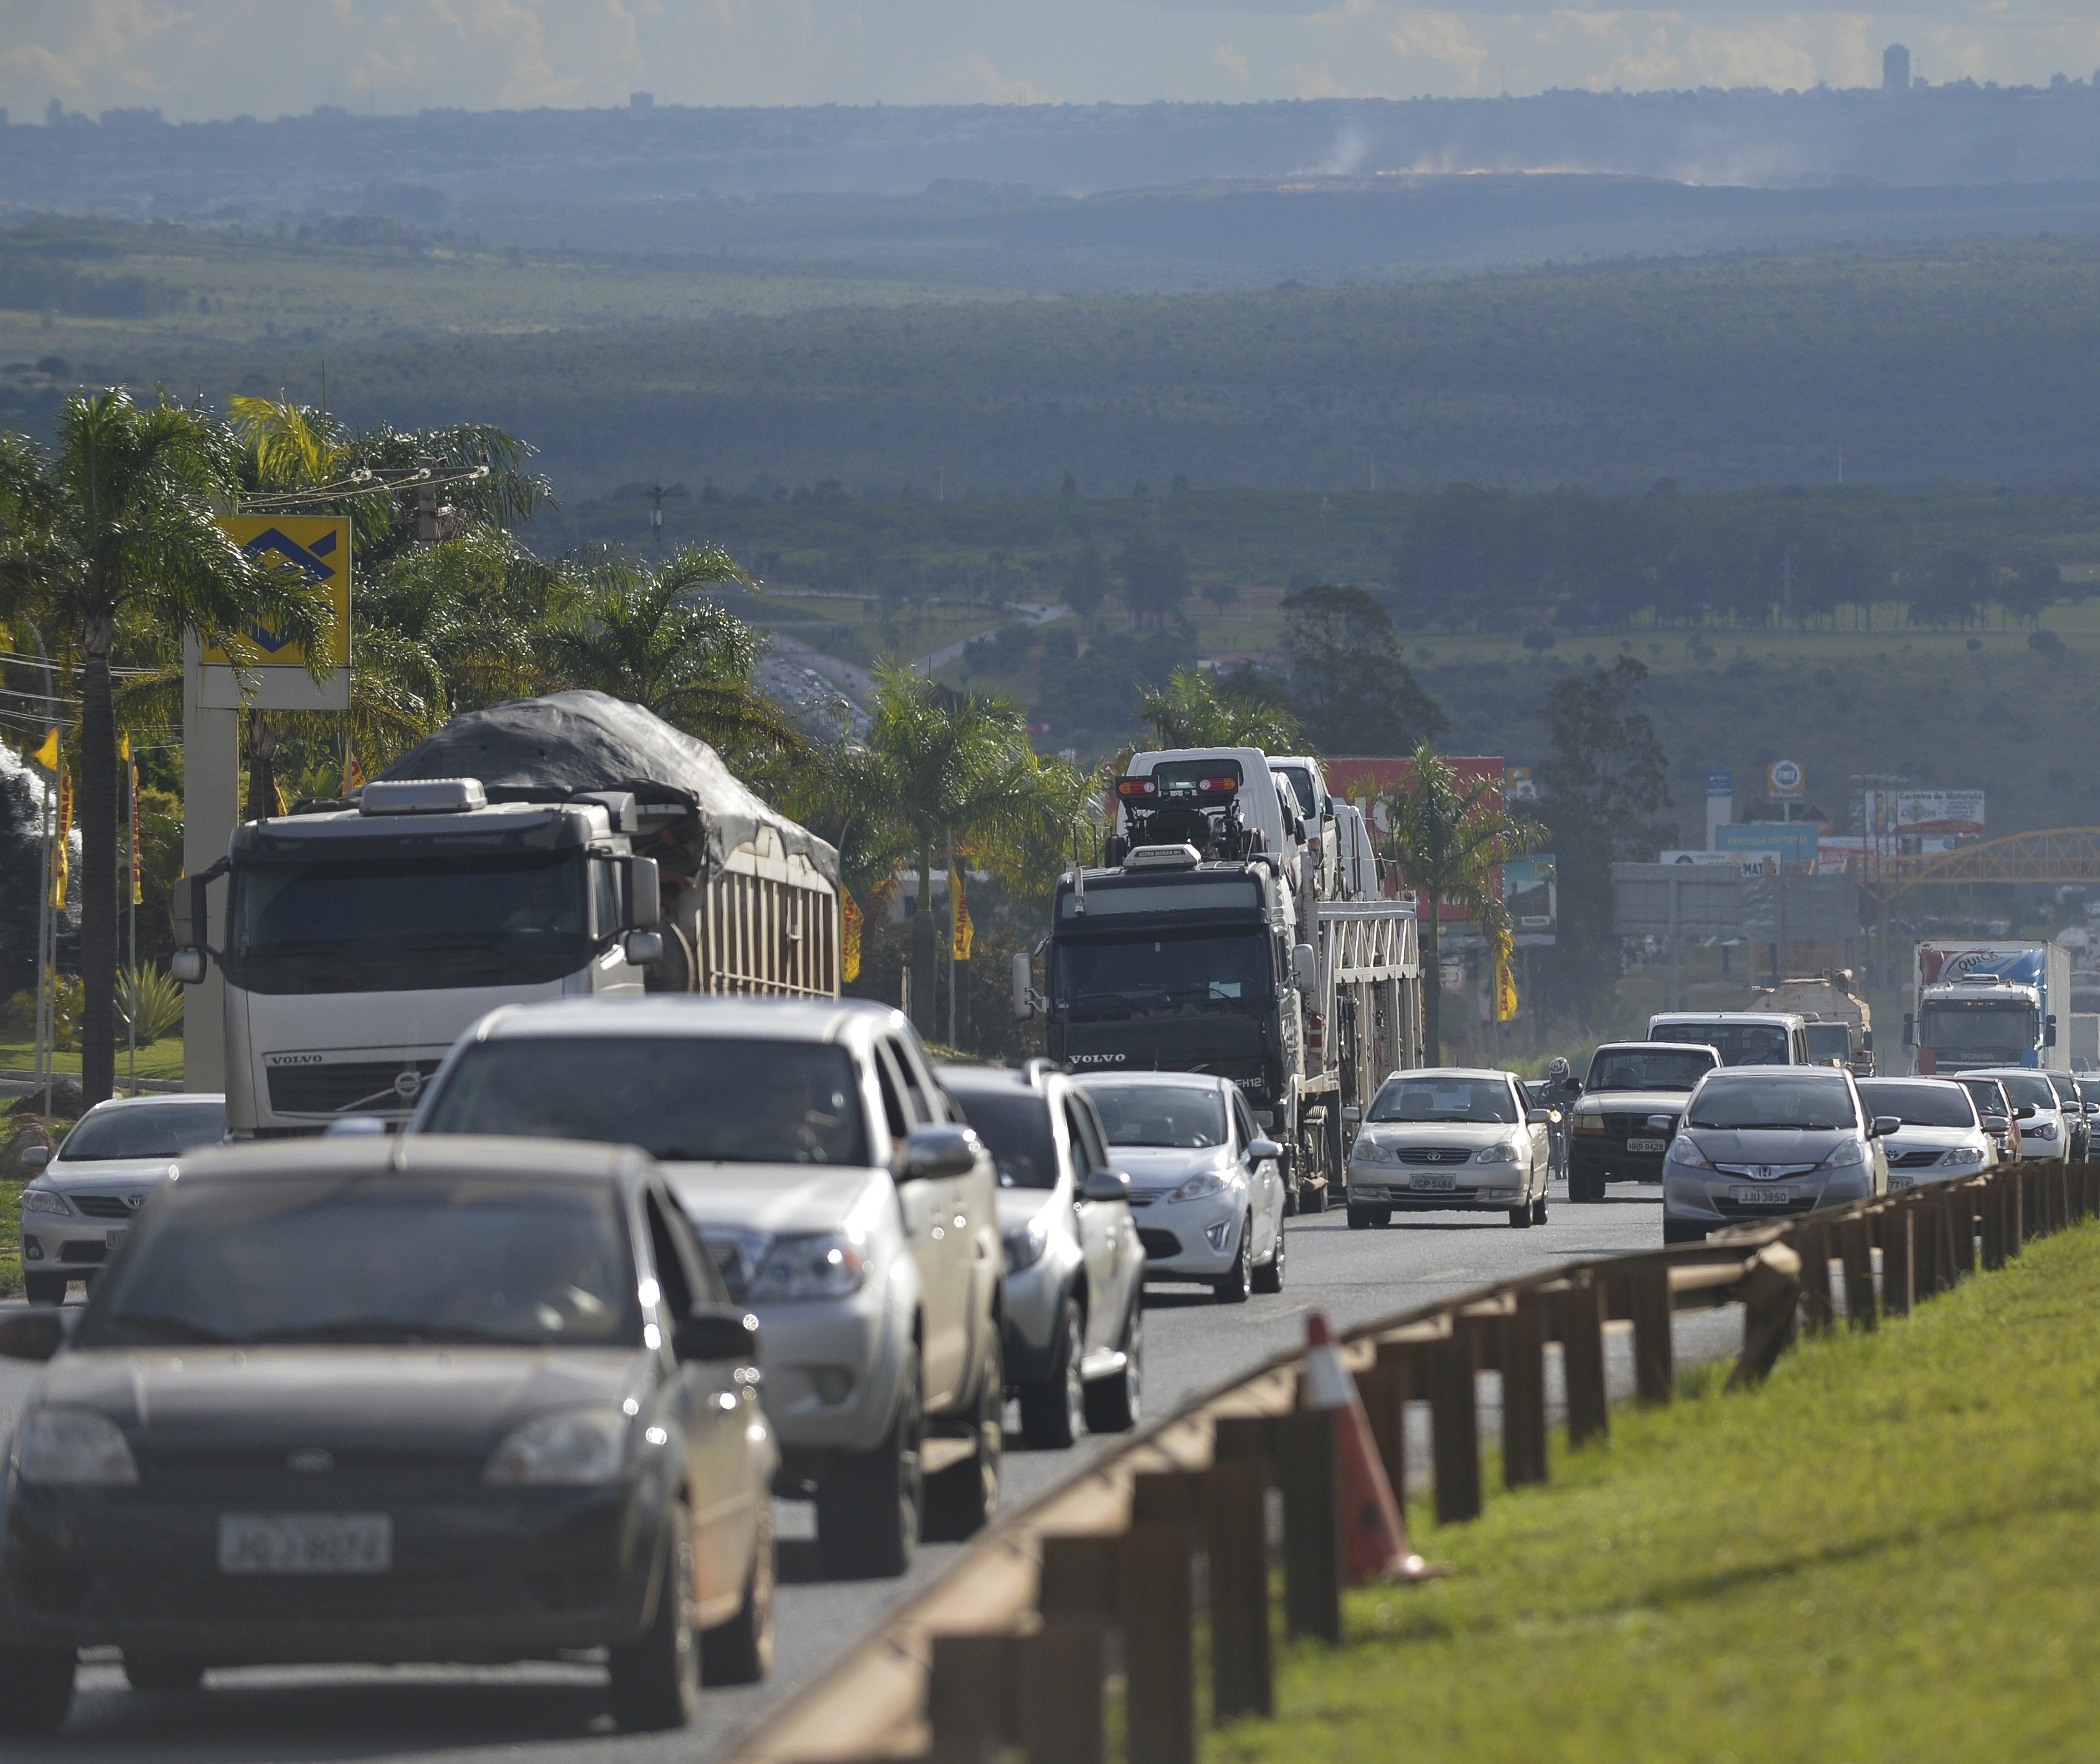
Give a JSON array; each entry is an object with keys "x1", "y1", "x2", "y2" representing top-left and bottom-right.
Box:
[{"x1": 1218, "y1": 1217, "x2": 2100, "y2": 1764}]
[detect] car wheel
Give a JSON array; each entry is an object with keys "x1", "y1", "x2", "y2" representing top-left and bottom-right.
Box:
[
  {"x1": 1018, "y1": 1303, "x2": 1085, "y2": 1450},
  {"x1": 123, "y1": 1652, "x2": 205, "y2": 1694},
  {"x1": 1346, "y1": 1204, "x2": 1378, "y2": 1230},
  {"x1": 1212, "y1": 1215, "x2": 1253, "y2": 1303},
  {"x1": 1508, "y1": 1203, "x2": 1532, "y2": 1229},
  {"x1": 608, "y1": 1503, "x2": 700, "y2": 1732},
  {"x1": 1663, "y1": 1219, "x2": 1708, "y2": 1244},
  {"x1": 816, "y1": 1354, "x2": 921, "y2": 1580},
  {"x1": 923, "y1": 1337, "x2": 1002, "y2": 1543},
  {"x1": 23, "y1": 1272, "x2": 65, "y2": 1307},
  {"x1": 1532, "y1": 1193, "x2": 1550, "y2": 1226},
  {"x1": 1252, "y1": 1219, "x2": 1286, "y2": 1293},
  {"x1": 0, "y1": 1648, "x2": 76, "y2": 1735},
  {"x1": 1083, "y1": 1301, "x2": 1142, "y2": 1434},
  {"x1": 701, "y1": 1499, "x2": 775, "y2": 1686}
]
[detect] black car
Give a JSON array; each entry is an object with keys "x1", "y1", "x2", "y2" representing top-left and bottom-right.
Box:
[
  {"x1": 0, "y1": 1136, "x2": 774, "y2": 1737},
  {"x1": 1566, "y1": 1042, "x2": 1720, "y2": 1202}
]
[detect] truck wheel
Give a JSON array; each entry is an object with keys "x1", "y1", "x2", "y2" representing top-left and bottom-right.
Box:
[
  {"x1": 1252, "y1": 1220, "x2": 1286, "y2": 1293},
  {"x1": 1083, "y1": 1302, "x2": 1142, "y2": 1434},
  {"x1": 24, "y1": 1272, "x2": 66, "y2": 1306},
  {"x1": 0, "y1": 1648, "x2": 76, "y2": 1734},
  {"x1": 1212, "y1": 1215, "x2": 1253, "y2": 1303},
  {"x1": 700, "y1": 1500, "x2": 775, "y2": 1686},
  {"x1": 816, "y1": 1356, "x2": 921, "y2": 1579},
  {"x1": 608, "y1": 1504, "x2": 700, "y2": 1732},
  {"x1": 1017, "y1": 1303, "x2": 1085, "y2": 1450},
  {"x1": 923, "y1": 1338, "x2": 1002, "y2": 1542}
]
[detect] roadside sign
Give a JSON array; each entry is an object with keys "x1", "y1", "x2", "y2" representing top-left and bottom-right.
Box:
[
  {"x1": 1507, "y1": 766, "x2": 1538, "y2": 801},
  {"x1": 199, "y1": 515, "x2": 351, "y2": 710},
  {"x1": 1706, "y1": 770, "x2": 1732, "y2": 798},
  {"x1": 1766, "y1": 760, "x2": 1804, "y2": 802}
]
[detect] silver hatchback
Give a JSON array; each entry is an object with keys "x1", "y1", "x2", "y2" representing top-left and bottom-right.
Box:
[{"x1": 1662, "y1": 1067, "x2": 1892, "y2": 1243}]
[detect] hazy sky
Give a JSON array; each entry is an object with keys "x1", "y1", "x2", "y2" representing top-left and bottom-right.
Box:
[{"x1": 2, "y1": 1, "x2": 2096, "y2": 121}]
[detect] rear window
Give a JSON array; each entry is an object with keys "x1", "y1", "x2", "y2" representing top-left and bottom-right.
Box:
[
  {"x1": 1652, "y1": 1021, "x2": 1795, "y2": 1066},
  {"x1": 60, "y1": 1102, "x2": 227, "y2": 1161},
  {"x1": 1858, "y1": 1082, "x2": 1977, "y2": 1129}
]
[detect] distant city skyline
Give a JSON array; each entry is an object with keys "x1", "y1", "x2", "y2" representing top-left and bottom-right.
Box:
[{"x1": 1, "y1": 2, "x2": 2097, "y2": 124}]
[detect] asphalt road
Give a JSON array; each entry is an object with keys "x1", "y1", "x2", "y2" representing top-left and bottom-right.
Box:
[{"x1": 0, "y1": 1181, "x2": 1695, "y2": 1762}]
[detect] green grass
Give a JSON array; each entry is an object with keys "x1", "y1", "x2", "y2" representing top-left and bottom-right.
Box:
[
  {"x1": 0, "y1": 1177, "x2": 19, "y2": 1298},
  {"x1": 1217, "y1": 1222, "x2": 2100, "y2": 1764},
  {"x1": 0, "y1": 1037, "x2": 184, "y2": 1084}
]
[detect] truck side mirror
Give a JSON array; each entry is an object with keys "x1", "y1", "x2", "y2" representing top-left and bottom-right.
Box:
[
  {"x1": 2046, "y1": 1014, "x2": 2058, "y2": 1048},
  {"x1": 1903, "y1": 1013, "x2": 1915, "y2": 1048},
  {"x1": 621, "y1": 856, "x2": 661, "y2": 930},
  {"x1": 1862, "y1": 1031, "x2": 1874, "y2": 1051},
  {"x1": 1012, "y1": 951, "x2": 1035, "y2": 1021},
  {"x1": 171, "y1": 948, "x2": 207, "y2": 985},
  {"x1": 1292, "y1": 943, "x2": 1317, "y2": 991}
]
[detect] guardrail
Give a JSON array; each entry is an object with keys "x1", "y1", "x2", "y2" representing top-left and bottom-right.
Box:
[{"x1": 722, "y1": 1160, "x2": 2096, "y2": 1764}]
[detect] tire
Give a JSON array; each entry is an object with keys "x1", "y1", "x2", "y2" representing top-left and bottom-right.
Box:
[
  {"x1": 1017, "y1": 1302, "x2": 1085, "y2": 1450},
  {"x1": 1508, "y1": 1204, "x2": 1532, "y2": 1229},
  {"x1": 923, "y1": 1337, "x2": 1002, "y2": 1544},
  {"x1": 1252, "y1": 1219, "x2": 1286, "y2": 1293},
  {"x1": 123, "y1": 1652, "x2": 205, "y2": 1694},
  {"x1": 1346, "y1": 1204, "x2": 1377, "y2": 1230},
  {"x1": 700, "y1": 1499, "x2": 775, "y2": 1687},
  {"x1": 1663, "y1": 1219, "x2": 1708, "y2": 1244},
  {"x1": 1212, "y1": 1215, "x2": 1253, "y2": 1303},
  {"x1": 24, "y1": 1271, "x2": 65, "y2": 1306},
  {"x1": 0, "y1": 1647, "x2": 75, "y2": 1735},
  {"x1": 1083, "y1": 1301, "x2": 1142, "y2": 1434},
  {"x1": 1532, "y1": 1194, "x2": 1550, "y2": 1226},
  {"x1": 816, "y1": 1354, "x2": 921, "y2": 1580},
  {"x1": 608, "y1": 1507, "x2": 700, "y2": 1733}
]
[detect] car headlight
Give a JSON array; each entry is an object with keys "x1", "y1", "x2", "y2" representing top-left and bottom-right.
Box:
[
  {"x1": 1169, "y1": 1169, "x2": 1230, "y2": 1201},
  {"x1": 2025, "y1": 1121, "x2": 2057, "y2": 1142},
  {"x1": 1667, "y1": 1136, "x2": 1714, "y2": 1171},
  {"x1": 1352, "y1": 1139, "x2": 1395, "y2": 1164},
  {"x1": 1937, "y1": 1147, "x2": 1984, "y2": 1167},
  {"x1": 1820, "y1": 1139, "x2": 1865, "y2": 1169},
  {"x1": 17, "y1": 1408, "x2": 139, "y2": 1486},
  {"x1": 1002, "y1": 1214, "x2": 1050, "y2": 1273},
  {"x1": 1571, "y1": 1112, "x2": 1606, "y2": 1136},
  {"x1": 1474, "y1": 1138, "x2": 1522, "y2": 1164},
  {"x1": 751, "y1": 1232, "x2": 869, "y2": 1300},
  {"x1": 484, "y1": 1407, "x2": 629, "y2": 1486},
  {"x1": 19, "y1": 1188, "x2": 69, "y2": 1216}
]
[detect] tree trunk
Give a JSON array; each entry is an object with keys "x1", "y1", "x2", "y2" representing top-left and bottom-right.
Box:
[
  {"x1": 246, "y1": 710, "x2": 279, "y2": 821},
  {"x1": 1421, "y1": 902, "x2": 1442, "y2": 1067},
  {"x1": 78, "y1": 639, "x2": 116, "y2": 1108},
  {"x1": 910, "y1": 837, "x2": 936, "y2": 1038}
]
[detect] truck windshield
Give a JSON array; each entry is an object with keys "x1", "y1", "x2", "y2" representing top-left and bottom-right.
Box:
[
  {"x1": 225, "y1": 851, "x2": 593, "y2": 994},
  {"x1": 421, "y1": 1037, "x2": 870, "y2": 1166},
  {"x1": 1805, "y1": 1024, "x2": 1852, "y2": 1063},
  {"x1": 1583, "y1": 1049, "x2": 1714, "y2": 1092},
  {"x1": 1652, "y1": 1022, "x2": 1792, "y2": 1065},
  {"x1": 1918, "y1": 1002, "x2": 2038, "y2": 1059},
  {"x1": 1052, "y1": 929, "x2": 1270, "y2": 1020}
]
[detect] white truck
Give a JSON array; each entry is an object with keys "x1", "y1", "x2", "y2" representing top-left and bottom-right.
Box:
[
  {"x1": 1905, "y1": 939, "x2": 2071, "y2": 1076},
  {"x1": 1753, "y1": 973, "x2": 1875, "y2": 1075},
  {"x1": 173, "y1": 691, "x2": 841, "y2": 1135}
]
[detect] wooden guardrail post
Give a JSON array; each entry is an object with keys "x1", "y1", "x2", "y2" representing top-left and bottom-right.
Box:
[
  {"x1": 1502, "y1": 1293, "x2": 1550, "y2": 1489},
  {"x1": 1272, "y1": 1408, "x2": 1342, "y2": 1644},
  {"x1": 1880, "y1": 1201, "x2": 1914, "y2": 1318},
  {"x1": 1629, "y1": 1265, "x2": 1673, "y2": 1404},
  {"x1": 1205, "y1": 1457, "x2": 1273, "y2": 1724},
  {"x1": 1951, "y1": 1182, "x2": 1977, "y2": 1278},
  {"x1": 1913, "y1": 1191, "x2": 1942, "y2": 1303},
  {"x1": 1982, "y1": 1172, "x2": 2008, "y2": 1270},
  {"x1": 1016, "y1": 1623, "x2": 1106, "y2": 1764},
  {"x1": 1729, "y1": 1241, "x2": 1803, "y2": 1389},
  {"x1": 1796, "y1": 1220, "x2": 1835, "y2": 1336},
  {"x1": 1118, "y1": 1524, "x2": 1194, "y2": 1764},
  {"x1": 1840, "y1": 1213, "x2": 1877, "y2": 1329},
  {"x1": 2053, "y1": 1165, "x2": 2070, "y2": 1234},
  {"x1": 2009, "y1": 1167, "x2": 2027, "y2": 1257},
  {"x1": 1428, "y1": 1328, "x2": 1482, "y2": 1525},
  {"x1": 928, "y1": 1631, "x2": 1015, "y2": 1764},
  {"x1": 1558, "y1": 1277, "x2": 1611, "y2": 1447},
  {"x1": 1933, "y1": 1188, "x2": 1959, "y2": 1291}
]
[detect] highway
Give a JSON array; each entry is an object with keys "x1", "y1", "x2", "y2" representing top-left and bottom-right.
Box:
[{"x1": 0, "y1": 1181, "x2": 1682, "y2": 1762}]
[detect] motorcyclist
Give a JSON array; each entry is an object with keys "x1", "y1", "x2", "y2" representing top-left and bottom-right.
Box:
[{"x1": 1538, "y1": 1056, "x2": 1583, "y2": 1180}]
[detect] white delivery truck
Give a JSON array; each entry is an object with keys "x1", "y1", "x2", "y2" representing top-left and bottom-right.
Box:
[
  {"x1": 1905, "y1": 940, "x2": 2071, "y2": 1076},
  {"x1": 173, "y1": 690, "x2": 840, "y2": 1135}
]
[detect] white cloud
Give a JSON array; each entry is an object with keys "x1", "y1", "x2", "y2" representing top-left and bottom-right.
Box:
[{"x1": 1215, "y1": 39, "x2": 1251, "y2": 79}]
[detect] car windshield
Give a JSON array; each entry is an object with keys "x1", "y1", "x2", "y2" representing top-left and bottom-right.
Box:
[
  {"x1": 1687, "y1": 1074, "x2": 1857, "y2": 1131},
  {"x1": 1858, "y1": 1082, "x2": 1977, "y2": 1129},
  {"x1": 1987, "y1": 1072, "x2": 2059, "y2": 1111},
  {"x1": 1583, "y1": 1049, "x2": 1715, "y2": 1093},
  {"x1": 1080, "y1": 1082, "x2": 1228, "y2": 1148},
  {"x1": 950, "y1": 1089, "x2": 1060, "y2": 1189},
  {"x1": 1367, "y1": 1077, "x2": 1517, "y2": 1125},
  {"x1": 59, "y1": 1101, "x2": 226, "y2": 1161},
  {"x1": 1959, "y1": 1080, "x2": 2010, "y2": 1118},
  {"x1": 421, "y1": 1038, "x2": 869, "y2": 1166},
  {"x1": 80, "y1": 1174, "x2": 641, "y2": 1349},
  {"x1": 1652, "y1": 1021, "x2": 1794, "y2": 1065}
]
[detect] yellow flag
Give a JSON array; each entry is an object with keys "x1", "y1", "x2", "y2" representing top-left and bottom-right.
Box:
[
  {"x1": 841, "y1": 890, "x2": 863, "y2": 984},
  {"x1": 51, "y1": 766, "x2": 72, "y2": 910},
  {"x1": 130, "y1": 758, "x2": 143, "y2": 907},
  {"x1": 951, "y1": 867, "x2": 974, "y2": 963},
  {"x1": 1494, "y1": 926, "x2": 1518, "y2": 1023},
  {"x1": 31, "y1": 727, "x2": 57, "y2": 770},
  {"x1": 119, "y1": 731, "x2": 131, "y2": 762}
]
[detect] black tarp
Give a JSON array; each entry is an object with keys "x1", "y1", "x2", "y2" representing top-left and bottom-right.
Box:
[{"x1": 380, "y1": 691, "x2": 839, "y2": 884}]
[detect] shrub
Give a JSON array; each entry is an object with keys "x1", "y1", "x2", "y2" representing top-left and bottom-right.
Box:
[{"x1": 116, "y1": 966, "x2": 186, "y2": 1045}]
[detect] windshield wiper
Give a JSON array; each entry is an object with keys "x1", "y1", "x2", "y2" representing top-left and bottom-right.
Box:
[{"x1": 251, "y1": 1318, "x2": 531, "y2": 1346}]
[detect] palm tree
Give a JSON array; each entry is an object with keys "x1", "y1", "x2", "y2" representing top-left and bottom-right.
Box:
[
  {"x1": 1379, "y1": 740, "x2": 1538, "y2": 1065},
  {"x1": 0, "y1": 389, "x2": 335, "y2": 1105},
  {"x1": 1137, "y1": 666, "x2": 1301, "y2": 752}
]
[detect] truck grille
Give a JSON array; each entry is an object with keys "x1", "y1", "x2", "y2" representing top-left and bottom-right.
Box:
[
  {"x1": 266, "y1": 1059, "x2": 442, "y2": 1116},
  {"x1": 1605, "y1": 1113, "x2": 1675, "y2": 1138}
]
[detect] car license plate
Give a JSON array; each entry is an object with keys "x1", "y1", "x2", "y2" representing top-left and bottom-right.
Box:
[
  {"x1": 1409, "y1": 1172, "x2": 1456, "y2": 1192},
  {"x1": 1627, "y1": 1137, "x2": 1667, "y2": 1154},
  {"x1": 1730, "y1": 1187, "x2": 1796, "y2": 1207},
  {"x1": 219, "y1": 1514, "x2": 391, "y2": 1575}
]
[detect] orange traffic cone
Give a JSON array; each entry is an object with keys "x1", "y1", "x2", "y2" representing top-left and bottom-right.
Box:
[{"x1": 1299, "y1": 1311, "x2": 1446, "y2": 1584}]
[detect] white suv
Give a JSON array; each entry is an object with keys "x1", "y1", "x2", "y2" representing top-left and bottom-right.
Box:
[{"x1": 411, "y1": 996, "x2": 1004, "y2": 1579}]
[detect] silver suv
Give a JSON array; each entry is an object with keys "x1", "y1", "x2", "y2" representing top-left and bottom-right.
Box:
[
  {"x1": 411, "y1": 996, "x2": 1003, "y2": 1580},
  {"x1": 940, "y1": 1062, "x2": 1145, "y2": 1449}
]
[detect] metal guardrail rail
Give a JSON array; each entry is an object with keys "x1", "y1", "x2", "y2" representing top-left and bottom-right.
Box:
[{"x1": 720, "y1": 1160, "x2": 2094, "y2": 1764}]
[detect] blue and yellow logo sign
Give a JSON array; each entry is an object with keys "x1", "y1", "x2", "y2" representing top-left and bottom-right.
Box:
[{"x1": 206, "y1": 515, "x2": 351, "y2": 671}]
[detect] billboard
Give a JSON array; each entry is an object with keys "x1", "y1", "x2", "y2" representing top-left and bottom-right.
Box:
[
  {"x1": 1897, "y1": 790, "x2": 1985, "y2": 837},
  {"x1": 199, "y1": 514, "x2": 352, "y2": 712},
  {"x1": 1767, "y1": 759, "x2": 1804, "y2": 802},
  {"x1": 1663, "y1": 849, "x2": 1781, "y2": 877},
  {"x1": 1502, "y1": 854, "x2": 1556, "y2": 944},
  {"x1": 1717, "y1": 822, "x2": 1819, "y2": 869}
]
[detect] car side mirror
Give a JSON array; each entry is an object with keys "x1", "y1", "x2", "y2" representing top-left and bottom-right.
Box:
[
  {"x1": 622, "y1": 929, "x2": 664, "y2": 966},
  {"x1": 1078, "y1": 1169, "x2": 1130, "y2": 1204},
  {"x1": 1342, "y1": 1105, "x2": 1361, "y2": 1125},
  {"x1": 1647, "y1": 1114, "x2": 1675, "y2": 1133},
  {"x1": 171, "y1": 947, "x2": 207, "y2": 985},
  {"x1": 672, "y1": 1307, "x2": 758, "y2": 1364},
  {"x1": 20, "y1": 1144, "x2": 49, "y2": 1173},
  {"x1": 1870, "y1": 1115, "x2": 1901, "y2": 1139},
  {"x1": 0, "y1": 1309, "x2": 68, "y2": 1362},
  {"x1": 901, "y1": 1123, "x2": 980, "y2": 1182},
  {"x1": 1247, "y1": 1137, "x2": 1283, "y2": 1163},
  {"x1": 1527, "y1": 1109, "x2": 1554, "y2": 1126},
  {"x1": 2016, "y1": 1104, "x2": 2037, "y2": 1120}
]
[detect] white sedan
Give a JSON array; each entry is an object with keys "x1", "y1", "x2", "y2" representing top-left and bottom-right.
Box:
[
  {"x1": 1855, "y1": 1078, "x2": 1998, "y2": 1187},
  {"x1": 1342, "y1": 1067, "x2": 1553, "y2": 1230}
]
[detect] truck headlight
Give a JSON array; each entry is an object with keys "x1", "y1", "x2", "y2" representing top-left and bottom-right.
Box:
[
  {"x1": 751, "y1": 1232, "x2": 869, "y2": 1300},
  {"x1": 17, "y1": 1408, "x2": 139, "y2": 1486},
  {"x1": 19, "y1": 1188, "x2": 69, "y2": 1215},
  {"x1": 1571, "y1": 1113, "x2": 1607, "y2": 1136},
  {"x1": 484, "y1": 1407, "x2": 629, "y2": 1485},
  {"x1": 1002, "y1": 1215, "x2": 1050, "y2": 1273}
]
